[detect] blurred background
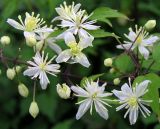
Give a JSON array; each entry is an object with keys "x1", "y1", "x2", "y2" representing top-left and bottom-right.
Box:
[{"x1": 0, "y1": 0, "x2": 160, "y2": 129}]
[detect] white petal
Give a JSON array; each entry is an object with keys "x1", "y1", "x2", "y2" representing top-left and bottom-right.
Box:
[
  {"x1": 39, "y1": 71, "x2": 49, "y2": 90},
  {"x1": 143, "y1": 36, "x2": 159, "y2": 46},
  {"x1": 138, "y1": 46, "x2": 149, "y2": 60},
  {"x1": 48, "y1": 42, "x2": 62, "y2": 54},
  {"x1": 56, "y1": 50, "x2": 71, "y2": 63},
  {"x1": 76, "y1": 99, "x2": 92, "y2": 120},
  {"x1": 7, "y1": 19, "x2": 24, "y2": 30},
  {"x1": 116, "y1": 103, "x2": 128, "y2": 111},
  {"x1": 79, "y1": 36, "x2": 94, "y2": 49},
  {"x1": 135, "y1": 80, "x2": 150, "y2": 97},
  {"x1": 94, "y1": 100, "x2": 109, "y2": 120},
  {"x1": 75, "y1": 53, "x2": 90, "y2": 68},
  {"x1": 129, "y1": 108, "x2": 138, "y2": 125},
  {"x1": 116, "y1": 43, "x2": 132, "y2": 50},
  {"x1": 121, "y1": 83, "x2": 133, "y2": 94},
  {"x1": 78, "y1": 28, "x2": 91, "y2": 38},
  {"x1": 60, "y1": 20, "x2": 75, "y2": 28},
  {"x1": 64, "y1": 32, "x2": 76, "y2": 45},
  {"x1": 81, "y1": 24, "x2": 99, "y2": 30},
  {"x1": 35, "y1": 28, "x2": 53, "y2": 33},
  {"x1": 71, "y1": 86, "x2": 89, "y2": 97},
  {"x1": 73, "y1": 3, "x2": 81, "y2": 12},
  {"x1": 112, "y1": 90, "x2": 128, "y2": 100},
  {"x1": 125, "y1": 31, "x2": 137, "y2": 42},
  {"x1": 23, "y1": 67, "x2": 39, "y2": 77}
]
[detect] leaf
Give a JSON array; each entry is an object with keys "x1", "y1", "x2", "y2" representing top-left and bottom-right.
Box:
[
  {"x1": 114, "y1": 53, "x2": 135, "y2": 73},
  {"x1": 52, "y1": 119, "x2": 74, "y2": 129},
  {"x1": 88, "y1": 29, "x2": 120, "y2": 38},
  {"x1": 133, "y1": 73, "x2": 160, "y2": 116},
  {"x1": 80, "y1": 73, "x2": 104, "y2": 87},
  {"x1": 90, "y1": 7, "x2": 129, "y2": 25},
  {"x1": 152, "y1": 44, "x2": 160, "y2": 63}
]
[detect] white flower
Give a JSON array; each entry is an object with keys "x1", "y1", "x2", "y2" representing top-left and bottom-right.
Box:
[
  {"x1": 7, "y1": 12, "x2": 53, "y2": 39},
  {"x1": 112, "y1": 78, "x2": 152, "y2": 125},
  {"x1": 53, "y1": 1, "x2": 99, "y2": 39},
  {"x1": 23, "y1": 52, "x2": 60, "y2": 90},
  {"x1": 117, "y1": 25, "x2": 159, "y2": 59},
  {"x1": 56, "y1": 32, "x2": 93, "y2": 68},
  {"x1": 35, "y1": 27, "x2": 62, "y2": 54},
  {"x1": 71, "y1": 79, "x2": 112, "y2": 120}
]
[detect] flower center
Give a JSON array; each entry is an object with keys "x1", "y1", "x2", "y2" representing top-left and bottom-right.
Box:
[
  {"x1": 68, "y1": 42, "x2": 81, "y2": 56},
  {"x1": 39, "y1": 63, "x2": 46, "y2": 70},
  {"x1": 128, "y1": 97, "x2": 137, "y2": 107},
  {"x1": 26, "y1": 17, "x2": 38, "y2": 31},
  {"x1": 92, "y1": 92, "x2": 97, "y2": 98},
  {"x1": 136, "y1": 35, "x2": 143, "y2": 45}
]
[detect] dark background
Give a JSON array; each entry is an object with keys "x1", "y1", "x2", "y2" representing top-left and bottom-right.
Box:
[{"x1": 0, "y1": 0, "x2": 160, "y2": 129}]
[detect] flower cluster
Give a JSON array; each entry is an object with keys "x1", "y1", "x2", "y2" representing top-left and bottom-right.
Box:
[{"x1": 2, "y1": 1, "x2": 158, "y2": 126}]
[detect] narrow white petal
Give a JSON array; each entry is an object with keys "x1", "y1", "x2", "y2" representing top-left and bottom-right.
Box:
[
  {"x1": 143, "y1": 36, "x2": 159, "y2": 46},
  {"x1": 71, "y1": 86, "x2": 89, "y2": 97},
  {"x1": 135, "y1": 80, "x2": 150, "y2": 97},
  {"x1": 48, "y1": 42, "x2": 62, "y2": 54},
  {"x1": 64, "y1": 32, "x2": 76, "y2": 45},
  {"x1": 81, "y1": 24, "x2": 99, "y2": 30},
  {"x1": 39, "y1": 71, "x2": 49, "y2": 90},
  {"x1": 75, "y1": 53, "x2": 90, "y2": 68},
  {"x1": 138, "y1": 46, "x2": 149, "y2": 60},
  {"x1": 79, "y1": 36, "x2": 94, "y2": 49},
  {"x1": 76, "y1": 99, "x2": 92, "y2": 120},
  {"x1": 94, "y1": 100, "x2": 109, "y2": 120},
  {"x1": 116, "y1": 43, "x2": 132, "y2": 50},
  {"x1": 7, "y1": 19, "x2": 24, "y2": 30},
  {"x1": 56, "y1": 50, "x2": 71, "y2": 63}
]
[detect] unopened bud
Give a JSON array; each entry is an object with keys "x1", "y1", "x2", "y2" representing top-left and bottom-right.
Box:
[
  {"x1": 6, "y1": 68, "x2": 16, "y2": 80},
  {"x1": 36, "y1": 41, "x2": 44, "y2": 51},
  {"x1": 15, "y1": 65, "x2": 22, "y2": 73},
  {"x1": 113, "y1": 78, "x2": 121, "y2": 85},
  {"x1": 18, "y1": 83, "x2": 29, "y2": 97},
  {"x1": 104, "y1": 58, "x2": 113, "y2": 67},
  {"x1": 145, "y1": 20, "x2": 156, "y2": 30},
  {"x1": 0, "y1": 36, "x2": 10, "y2": 45},
  {"x1": 29, "y1": 101, "x2": 39, "y2": 118},
  {"x1": 109, "y1": 68, "x2": 116, "y2": 74},
  {"x1": 56, "y1": 83, "x2": 71, "y2": 99},
  {"x1": 26, "y1": 35, "x2": 37, "y2": 47}
]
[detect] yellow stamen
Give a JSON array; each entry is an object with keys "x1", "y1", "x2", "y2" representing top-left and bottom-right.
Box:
[{"x1": 128, "y1": 97, "x2": 137, "y2": 107}]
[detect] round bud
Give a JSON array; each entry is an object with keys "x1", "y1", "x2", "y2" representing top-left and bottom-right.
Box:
[
  {"x1": 18, "y1": 83, "x2": 29, "y2": 98},
  {"x1": 113, "y1": 78, "x2": 121, "y2": 85},
  {"x1": 6, "y1": 68, "x2": 16, "y2": 80},
  {"x1": 29, "y1": 101, "x2": 39, "y2": 118},
  {"x1": 26, "y1": 35, "x2": 37, "y2": 47},
  {"x1": 109, "y1": 68, "x2": 116, "y2": 74},
  {"x1": 36, "y1": 41, "x2": 44, "y2": 51},
  {"x1": 56, "y1": 83, "x2": 71, "y2": 99},
  {"x1": 145, "y1": 20, "x2": 156, "y2": 30},
  {"x1": 15, "y1": 66, "x2": 22, "y2": 73},
  {"x1": 0, "y1": 36, "x2": 10, "y2": 45},
  {"x1": 104, "y1": 58, "x2": 113, "y2": 67}
]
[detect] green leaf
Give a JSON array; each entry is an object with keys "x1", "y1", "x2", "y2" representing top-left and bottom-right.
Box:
[
  {"x1": 153, "y1": 44, "x2": 160, "y2": 63},
  {"x1": 80, "y1": 73, "x2": 104, "y2": 87},
  {"x1": 114, "y1": 53, "x2": 135, "y2": 73},
  {"x1": 52, "y1": 119, "x2": 74, "y2": 129},
  {"x1": 88, "y1": 29, "x2": 120, "y2": 38},
  {"x1": 133, "y1": 73, "x2": 160, "y2": 116},
  {"x1": 90, "y1": 7, "x2": 129, "y2": 25}
]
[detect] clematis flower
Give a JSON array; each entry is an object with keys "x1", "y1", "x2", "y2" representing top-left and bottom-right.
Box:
[
  {"x1": 71, "y1": 79, "x2": 112, "y2": 120},
  {"x1": 23, "y1": 52, "x2": 60, "y2": 90},
  {"x1": 52, "y1": 1, "x2": 100, "y2": 39},
  {"x1": 117, "y1": 25, "x2": 159, "y2": 59},
  {"x1": 35, "y1": 27, "x2": 62, "y2": 54},
  {"x1": 56, "y1": 32, "x2": 93, "y2": 68},
  {"x1": 112, "y1": 78, "x2": 152, "y2": 125},
  {"x1": 7, "y1": 12, "x2": 53, "y2": 39}
]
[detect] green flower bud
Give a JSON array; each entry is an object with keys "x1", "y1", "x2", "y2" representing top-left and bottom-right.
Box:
[
  {"x1": 26, "y1": 35, "x2": 37, "y2": 47},
  {"x1": 104, "y1": 58, "x2": 113, "y2": 67},
  {"x1": 0, "y1": 36, "x2": 10, "y2": 45},
  {"x1": 29, "y1": 101, "x2": 39, "y2": 118},
  {"x1": 109, "y1": 68, "x2": 116, "y2": 74},
  {"x1": 36, "y1": 41, "x2": 44, "y2": 51},
  {"x1": 56, "y1": 83, "x2": 71, "y2": 99},
  {"x1": 18, "y1": 83, "x2": 29, "y2": 98},
  {"x1": 15, "y1": 65, "x2": 22, "y2": 73},
  {"x1": 113, "y1": 78, "x2": 121, "y2": 85},
  {"x1": 145, "y1": 20, "x2": 156, "y2": 30},
  {"x1": 6, "y1": 68, "x2": 16, "y2": 80}
]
